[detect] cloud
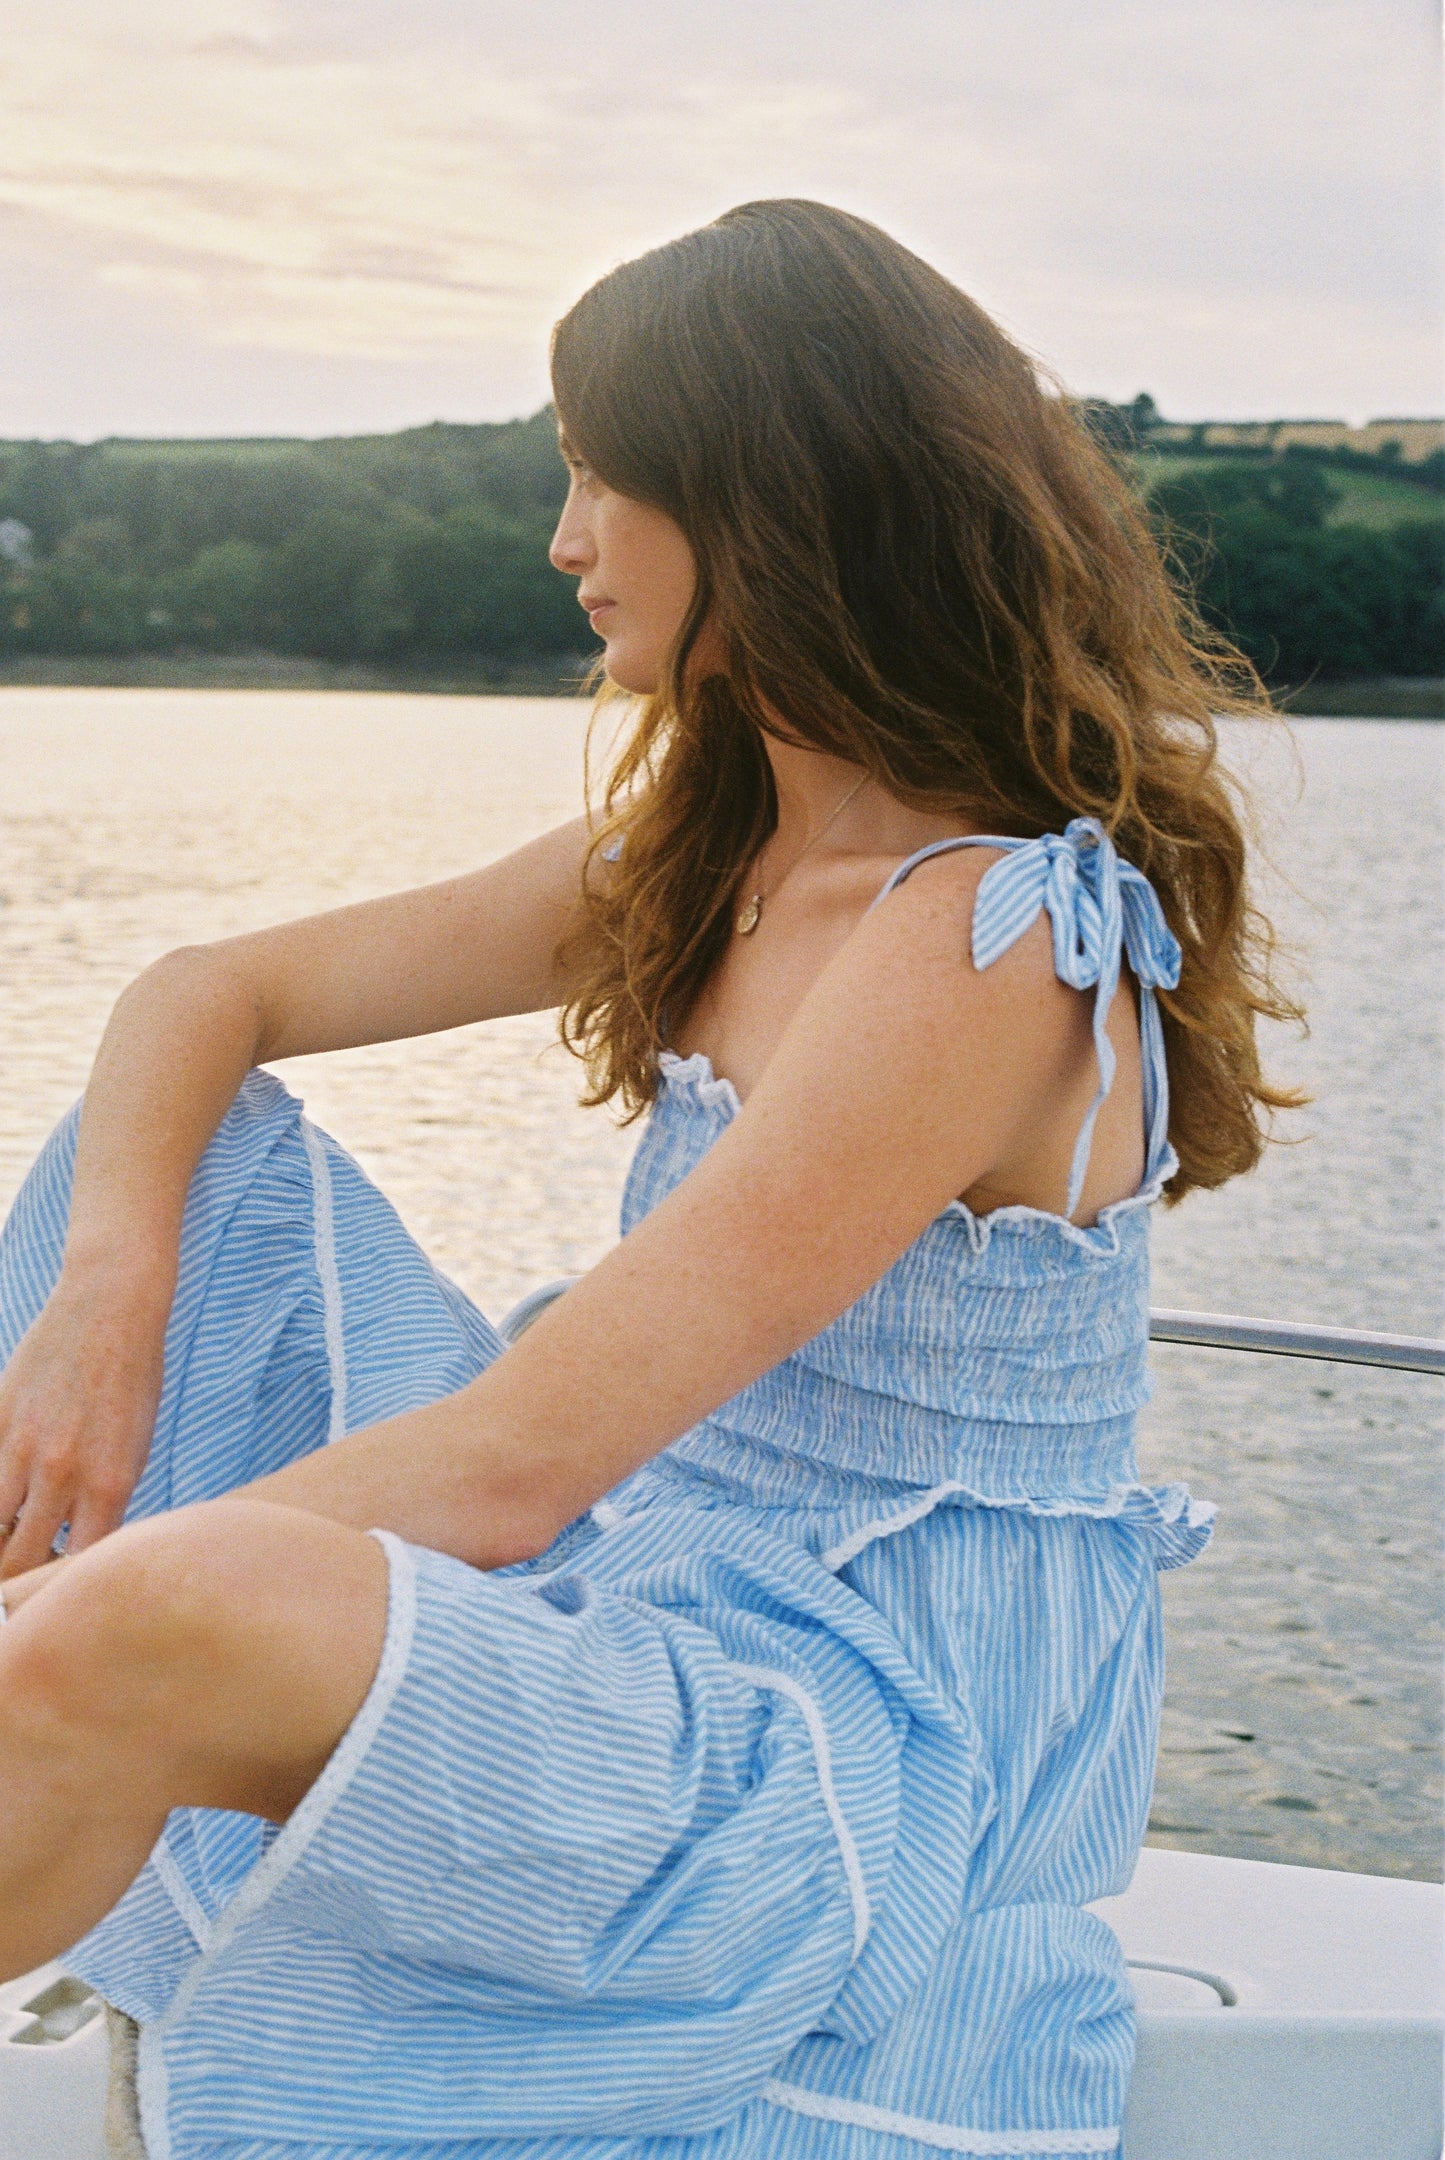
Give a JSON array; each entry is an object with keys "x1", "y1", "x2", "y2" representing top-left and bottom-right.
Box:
[{"x1": 0, "y1": 0, "x2": 1438, "y2": 435}]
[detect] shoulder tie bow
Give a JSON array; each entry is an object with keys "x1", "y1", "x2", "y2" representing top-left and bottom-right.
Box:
[{"x1": 973, "y1": 819, "x2": 1181, "y2": 1218}]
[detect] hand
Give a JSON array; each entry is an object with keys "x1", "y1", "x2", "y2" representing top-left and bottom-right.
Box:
[{"x1": 0, "y1": 1263, "x2": 168, "y2": 1579}]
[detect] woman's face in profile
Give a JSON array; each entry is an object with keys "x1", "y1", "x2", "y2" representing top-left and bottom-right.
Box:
[{"x1": 550, "y1": 438, "x2": 698, "y2": 693}]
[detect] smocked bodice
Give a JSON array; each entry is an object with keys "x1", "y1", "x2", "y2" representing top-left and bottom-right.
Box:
[{"x1": 617, "y1": 820, "x2": 1212, "y2": 1562}]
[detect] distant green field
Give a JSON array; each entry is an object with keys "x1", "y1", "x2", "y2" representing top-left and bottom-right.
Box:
[
  {"x1": 1315, "y1": 468, "x2": 1445, "y2": 528},
  {"x1": 97, "y1": 437, "x2": 313, "y2": 463},
  {"x1": 1136, "y1": 452, "x2": 1444, "y2": 528}
]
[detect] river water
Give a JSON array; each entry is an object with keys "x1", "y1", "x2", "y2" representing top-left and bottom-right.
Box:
[{"x1": 1, "y1": 688, "x2": 1439, "y2": 1881}]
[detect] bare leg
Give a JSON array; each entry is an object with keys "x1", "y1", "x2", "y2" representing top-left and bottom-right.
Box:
[{"x1": 0, "y1": 1500, "x2": 389, "y2": 1979}]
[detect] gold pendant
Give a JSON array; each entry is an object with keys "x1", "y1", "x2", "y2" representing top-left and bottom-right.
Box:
[{"x1": 735, "y1": 893, "x2": 762, "y2": 935}]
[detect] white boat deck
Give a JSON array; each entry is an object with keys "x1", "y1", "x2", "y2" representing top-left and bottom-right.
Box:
[
  {"x1": 4, "y1": 1846, "x2": 1440, "y2": 2160},
  {"x1": 1093, "y1": 1846, "x2": 1443, "y2": 2157}
]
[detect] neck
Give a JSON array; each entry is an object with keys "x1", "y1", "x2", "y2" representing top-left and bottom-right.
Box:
[
  {"x1": 763, "y1": 732, "x2": 865, "y2": 844},
  {"x1": 758, "y1": 719, "x2": 980, "y2": 862}
]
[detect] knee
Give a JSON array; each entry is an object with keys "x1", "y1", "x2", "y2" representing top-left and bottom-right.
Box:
[
  {"x1": 0, "y1": 1502, "x2": 278, "y2": 1740},
  {"x1": 0, "y1": 1552, "x2": 138, "y2": 1753}
]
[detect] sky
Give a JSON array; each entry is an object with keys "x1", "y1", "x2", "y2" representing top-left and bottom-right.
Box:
[{"x1": 0, "y1": 0, "x2": 1439, "y2": 441}]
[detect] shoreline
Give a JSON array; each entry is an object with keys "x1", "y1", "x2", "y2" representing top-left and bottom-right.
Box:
[
  {"x1": 0, "y1": 653, "x2": 1439, "y2": 718},
  {"x1": 0, "y1": 652, "x2": 595, "y2": 698},
  {"x1": 1276, "y1": 676, "x2": 1443, "y2": 719}
]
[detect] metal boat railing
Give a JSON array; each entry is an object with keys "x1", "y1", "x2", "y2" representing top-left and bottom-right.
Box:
[
  {"x1": 502, "y1": 1279, "x2": 1445, "y2": 1375},
  {"x1": 1147, "y1": 1310, "x2": 1445, "y2": 1377}
]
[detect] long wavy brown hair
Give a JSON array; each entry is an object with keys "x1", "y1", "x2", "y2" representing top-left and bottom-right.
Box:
[{"x1": 552, "y1": 198, "x2": 1301, "y2": 1201}]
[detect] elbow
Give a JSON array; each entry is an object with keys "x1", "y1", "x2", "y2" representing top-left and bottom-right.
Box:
[
  {"x1": 125, "y1": 943, "x2": 265, "y2": 1050},
  {"x1": 425, "y1": 1359, "x2": 603, "y2": 1574},
  {"x1": 138, "y1": 941, "x2": 225, "y2": 982},
  {"x1": 125, "y1": 942, "x2": 229, "y2": 1005},
  {"x1": 455, "y1": 1453, "x2": 581, "y2": 1572},
  {"x1": 478, "y1": 1489, "x2": 575, "y2": 1570},
  {"x1": 487, "y1": 1515, "x2": 563, "y2": 1569}
]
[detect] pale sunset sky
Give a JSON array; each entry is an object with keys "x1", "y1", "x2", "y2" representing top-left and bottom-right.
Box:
[{"x1": 0, "y1": 0, "x2": 1439, "y2": 440}]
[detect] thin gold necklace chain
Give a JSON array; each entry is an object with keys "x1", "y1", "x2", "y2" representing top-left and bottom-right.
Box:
[{"x1": 734, "y1": 772, "x2": 869, "y2": 936}]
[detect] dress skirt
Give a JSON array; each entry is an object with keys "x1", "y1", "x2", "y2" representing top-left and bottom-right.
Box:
[{"x1": 0, "y1": 1071, "x2": 1176, "y2": 2160}]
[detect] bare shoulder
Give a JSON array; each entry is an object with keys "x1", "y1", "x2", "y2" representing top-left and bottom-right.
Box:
[
  {"x1": 713, "y1": 836, "x2": 1103, "y2": 1256},
  {"x1": 846, "y1": 842, "x2": 1066, "y2": 1004}
]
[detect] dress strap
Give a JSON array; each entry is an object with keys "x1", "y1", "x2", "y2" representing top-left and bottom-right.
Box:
[
  {"x1": 867, "y1": 832, "x2": 1003, "y2": 909},
  {"x1": 869, "y1": 819, "x2": 1180, "y2": 1215}
]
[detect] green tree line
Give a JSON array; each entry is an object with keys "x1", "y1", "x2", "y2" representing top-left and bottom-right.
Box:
[
  {"x1": 1084, "y1": 397, "x2": 1444, "y2": 684},
  {"x1": 0, "y1": 402, "x2": 1440, "y2": 685},
  {"x1": 0, "y1": 410, "x2": 587, "y2": 667},
  {"x1": 1145, "y1": 455, "x2": 1443, "y2": 683}
]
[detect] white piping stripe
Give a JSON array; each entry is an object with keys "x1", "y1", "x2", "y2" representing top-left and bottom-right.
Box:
[
  {"x1": 727, "y1": 1660, "x2": 871, "y2": 1961},
  {"x1": 821, "y1": 1480, "x2": 966, "y2": 1573},
  {"x1": 150, "y1": 1533, "x2": 417, "y2": 2050},
  {"x1": 761, "y1": 2081, "x2": 1121, "y2": 2154},
  {"x1": 137, "y1": 2019, "x2": 173, "y2": 2160},
  {"x1": 149, "y1": 1836, "x2": 213, "y2": 1952},
  {"x1": 301, "y1": 1118, "x2": 348, "y2": 1442}
]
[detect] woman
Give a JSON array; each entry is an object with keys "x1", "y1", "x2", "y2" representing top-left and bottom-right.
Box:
[{"x1": 0, "y1": 201, "x2": 1296, "y2": 2158}]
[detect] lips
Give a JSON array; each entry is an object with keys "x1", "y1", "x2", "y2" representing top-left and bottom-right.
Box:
[{"x1": 579, "y1": 596, "x2": 616, "y2": 626}]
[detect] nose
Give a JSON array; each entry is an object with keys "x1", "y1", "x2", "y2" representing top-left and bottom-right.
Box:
[{"x1": 549, "y1": 487, "x2": 593, "y2": 578}]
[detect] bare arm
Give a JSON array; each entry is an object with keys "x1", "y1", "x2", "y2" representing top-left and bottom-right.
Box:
[
  {"x1": 241, "y1": 853, "x2": 1107, "y2": 1566},
  {"x1": 0, "y1": 817, "x2": 594, "y2": 1574}
]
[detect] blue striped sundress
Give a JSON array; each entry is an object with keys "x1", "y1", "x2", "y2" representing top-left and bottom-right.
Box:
[{"x1": 0, "y1": 816, "x2": 1212, "y2": 2160}]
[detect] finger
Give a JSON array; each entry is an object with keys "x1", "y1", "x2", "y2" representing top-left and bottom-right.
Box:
[
  {"x1": 0, "y1": 1446, "x2": 28, "y2": 1539},
  {"x1": 0, "y1": 1475, "x2": 71, "y2": 1579},
  {"x1": 67, "y1": 1480, "x2": 133, "y2": 1555}
]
